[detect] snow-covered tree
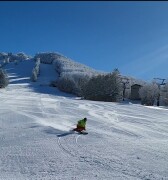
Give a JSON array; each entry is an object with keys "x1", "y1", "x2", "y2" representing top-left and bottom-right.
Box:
[
  {"x1": 14, "y1": 60, "x2": 18, "y2": 65},
  {"x1": 0, "y1": 68, "x2": 9, "y2": 88},
  {"x1": 57, "y1": 72, "x2": 90, "y2": 96},
  {"x1": 81, "y1": 70, "x2": 122, "y2": 102},
  {"x1": 16, "y1": 52, "x2": 30, "y2": 60},
  {"x1": 0, "y1": 53, "x2": 7, "y2": 61},
  {"x1": 57, "y1": 75, "x2": 76, "y2": 94},
  {"x1": 160, "y1": 83, "x2": 168, "y2": 106},
  {"x1": 31, "y1": 58, "x2": 40, "y2": 82},
  {"x1": 34, "y1": 58, "x2": 40, "y2": 75},
  {"x1": 34, "y1": 53, "x2": 59, "y2": 64},
  {"x1": 139, "y1": 82, "x2": 159, "y2": 106},
  {"x1": 6, "y1": 57, "x2": 9, "y2": 64},
  {"x1": 31, "y1": 68, "x2": 37, "y2": 82}
]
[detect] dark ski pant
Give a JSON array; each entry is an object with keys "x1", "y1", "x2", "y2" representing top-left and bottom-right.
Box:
[{"x1": 73, "y1": 125, "x2": 85, "y2": 131}]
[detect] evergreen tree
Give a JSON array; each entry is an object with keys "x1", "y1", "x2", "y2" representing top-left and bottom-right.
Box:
[{"x1": 139, "y1": 82, "x2": 159, "y2": 106}]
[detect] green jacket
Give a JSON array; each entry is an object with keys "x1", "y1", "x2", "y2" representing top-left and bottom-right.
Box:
[{"x1": 77, "y1": 119, "x2": 86, "y2": 128}]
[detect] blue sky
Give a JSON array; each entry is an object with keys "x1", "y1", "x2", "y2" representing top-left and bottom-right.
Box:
[{"x1": 0, "y1": 1, "x2": 168, "y2": 81}]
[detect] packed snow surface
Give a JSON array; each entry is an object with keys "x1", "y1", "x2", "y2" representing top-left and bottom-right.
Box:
[{"x1": 0, "y1": 60, "x2": 168, "y2": 179}]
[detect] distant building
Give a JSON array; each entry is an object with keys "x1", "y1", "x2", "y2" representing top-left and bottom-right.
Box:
[{"x1": 130, "y1": 84, "x2": 142, "y2": 100}]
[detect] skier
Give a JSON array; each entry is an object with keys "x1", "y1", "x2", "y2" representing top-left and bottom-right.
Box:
[{"x1": 73, "y1": 117, "x2": 87, "y2": 132}]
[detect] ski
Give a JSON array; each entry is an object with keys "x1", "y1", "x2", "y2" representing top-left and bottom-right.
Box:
[
  {"x1": 71, "y1": 129, "x2": 88, "y2": 135},
  {"x1": 79, "y1": 130, "x2": 88, "y2": 135}
]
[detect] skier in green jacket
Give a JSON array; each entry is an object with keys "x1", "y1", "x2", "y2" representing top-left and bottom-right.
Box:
[{"x1": 73, "y1": 118, "x2": 87, "y2": 132}]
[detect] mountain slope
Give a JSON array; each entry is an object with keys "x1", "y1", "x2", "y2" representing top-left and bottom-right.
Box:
[{"x1": 0, "y1": 60, "x2": 168, "y2": 179}]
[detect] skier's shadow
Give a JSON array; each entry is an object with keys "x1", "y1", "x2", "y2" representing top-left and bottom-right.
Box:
[
  {"x1": 57, "y1": 131, "x2": 74, "y2": 137},
  {"x1": 43, "y1": 126, "x2": 74, "y2": 137}
]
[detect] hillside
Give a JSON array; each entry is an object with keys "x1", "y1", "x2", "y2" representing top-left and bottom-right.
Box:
[
  {"x1": 0, "y1": 59, "x2": 168, "y2": 179},
  {"x1": 0, "y1": 52, "x2": 146, "y2": 86}
]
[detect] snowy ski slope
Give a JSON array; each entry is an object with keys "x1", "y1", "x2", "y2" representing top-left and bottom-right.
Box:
[{"x1": 0, "y1": 60, "x2": 168, "y2": 179}]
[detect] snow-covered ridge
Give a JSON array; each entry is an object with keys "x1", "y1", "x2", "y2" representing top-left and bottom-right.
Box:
[
  {"x1": 0, "y1": 52, "x2": 31, "y2": 62},
  {"x1": 0, "y1": 51, "x2": 146, "y2": 86},
  {"x1": 35, "y1": 52, "x2": 101, "y2": 77}
]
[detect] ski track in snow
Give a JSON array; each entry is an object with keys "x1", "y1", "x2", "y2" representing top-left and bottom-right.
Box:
[{"x1": 0, "y1": 61, "x2": 168, "y2": 179}]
